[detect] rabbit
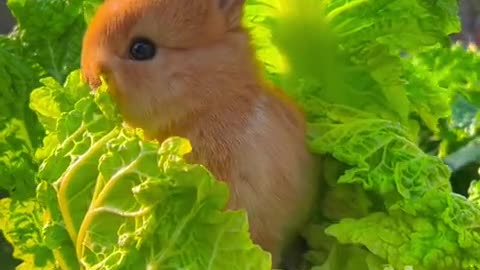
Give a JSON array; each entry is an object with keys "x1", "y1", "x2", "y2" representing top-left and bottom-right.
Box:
[{"x1": 81, "y1": 0, "x2": 319, "y2": 267}]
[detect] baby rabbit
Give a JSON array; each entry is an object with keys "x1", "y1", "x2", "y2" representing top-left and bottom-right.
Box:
[{"x1": 81, "y1": 0, "x2": 318, "y2": 266}]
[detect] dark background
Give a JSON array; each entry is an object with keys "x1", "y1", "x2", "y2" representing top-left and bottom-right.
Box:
[{"x1": 0, "y1": 0, "x2": 15, "y2": 34}]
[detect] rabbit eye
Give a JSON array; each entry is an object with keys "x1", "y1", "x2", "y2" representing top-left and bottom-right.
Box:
[{"x1": 129, "y1": 38, "x2": 156, "y2": 60}]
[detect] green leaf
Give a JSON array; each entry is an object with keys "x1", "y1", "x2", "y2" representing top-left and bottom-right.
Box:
[
  {"x1": 326, "y1": 196, "x2": 480, "y2": 270},
  {"x1": 312, "y1": 244, "x2": 386, "y2": 270},
  {"x1": 244, "y1": 2, "x2": 480, "y2": 269},
  {"x1": 6, "y1": 0, "x2": 100, "y2": 82},
  {"x1": 402, "y1": 55, "x2": 452, "y2": 133},
  {"x1": 0, "y1": 37, "x2": 44, "y2": 199},
  {"x1": 406, "y1": 44, "x2": 480, "y2": 136},
  {"x1": 305, "y1": 103, "x2": 480, "y2": 269},
  {"x1": 308, "y1": 108, "x2": 451, "y2": 202},
  {"x1": 245, "y1": 0, "x2": 460, "y2": 131},
  {"x1": 29, "y1": 70, "x2": 92, "y2": 161},
  {"x1": 78, "y1": 136, "x2": 269, "y2": 270},
  {"x1": 468, "y1": 180, "x2": 480, "y2": 205},
  {"x1": 0, "y1": 198, "x2": 56, "y2": 269},
  {"x1": 28, "y1": 70, "x2": 270, "y2": 269},
  {"x1": 83, "y1": 0, "x2": 103, "y2": 23}
]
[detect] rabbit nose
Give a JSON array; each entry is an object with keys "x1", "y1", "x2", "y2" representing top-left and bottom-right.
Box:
[
  {"x1": 81, "y1": 52, "x2": 113, "y2": 89},
  {"x1": 81, "y1": 61, "x2": 104, "y2": 89}
]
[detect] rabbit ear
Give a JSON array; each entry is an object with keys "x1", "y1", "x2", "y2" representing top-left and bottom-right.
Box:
[{"x1": 217, "y1": 0, "x2": 246, "y2": 29}]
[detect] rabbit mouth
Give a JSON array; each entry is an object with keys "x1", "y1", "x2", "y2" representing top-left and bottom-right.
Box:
[{"x1": 99, "y1": 72, "x2": 122, "y2": 98}]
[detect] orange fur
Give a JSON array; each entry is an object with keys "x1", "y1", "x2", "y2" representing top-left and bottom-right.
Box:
[{"x1": 81, "y1": 0, "x2": 318, "y2": 266}]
